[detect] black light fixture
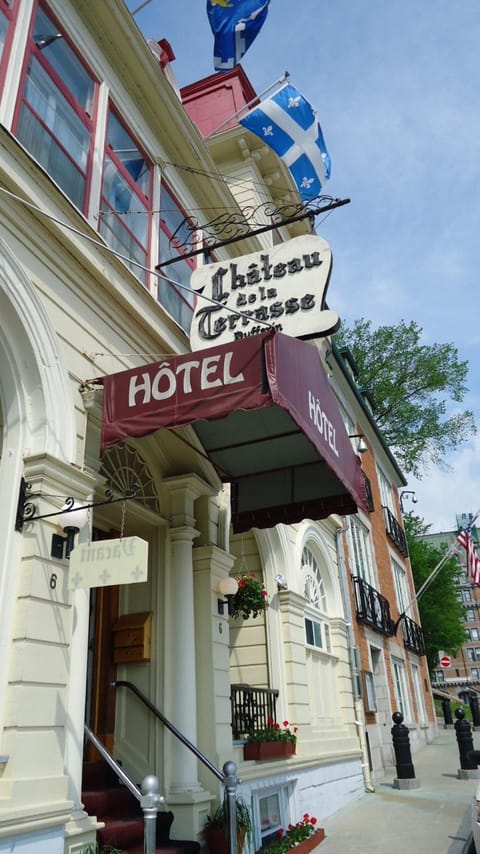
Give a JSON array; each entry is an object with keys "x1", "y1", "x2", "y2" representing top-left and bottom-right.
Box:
[
  {"x1": 35, "y1": 33, "x2": 63, "y2": 49},
  {"x1": 51, "y1": 501, "x2": 89, "y2": 559},
  {"x1": 400, "y1": 490, "x2": 418, "y2": 513},
  {"x1": 217, "y1": 577, "x2": 239, "y2": 616},
  {"x1": 348, "y1": 433, "x2": 368, "y2": 454}
]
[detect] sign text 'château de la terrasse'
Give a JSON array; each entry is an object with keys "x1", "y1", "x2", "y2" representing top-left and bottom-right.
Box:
[{"x1": 189, "y1": 234, "x2": 340, "y2": 350}]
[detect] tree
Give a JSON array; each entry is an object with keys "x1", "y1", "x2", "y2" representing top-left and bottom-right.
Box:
[
  {"x1": 405, "y1": 514, "x2": 466, "y2": 673},
  {"x1": 334, "y1": 318, "x2": 476, "y2": 477}
]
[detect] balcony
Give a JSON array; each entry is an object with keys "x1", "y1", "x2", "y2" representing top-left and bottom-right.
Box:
[
  {"x1": 352, "y1": 575, "x2": 395, "y2": 636},
  {"x1": 400, "y1": 614, "x2": 426, "y2": 655},
  {"x1": 230, "y1": 684, "x2": 279, "y2": 740},
  {"x1": 383, "y1": 506, "x2": 408, "y2": 556}
]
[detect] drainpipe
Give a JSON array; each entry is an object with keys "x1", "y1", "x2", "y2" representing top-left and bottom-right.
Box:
[{"x1": 335, "y1": 522, "x2": 375, "y2": 793}]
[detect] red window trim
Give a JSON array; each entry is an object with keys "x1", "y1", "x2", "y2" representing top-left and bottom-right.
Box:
[
  {"x1": 0, "y1": 0, "x2": 19, "y2": 91},
  {"x1": 159, "y1": 182, "x2": 198, "y2": 315}
]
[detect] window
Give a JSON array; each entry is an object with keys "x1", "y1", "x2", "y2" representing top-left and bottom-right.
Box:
[
  {"x1": 348, "y1": 517, "x2": 375, "y2": 586},
  {"x1": 467, "y1": 648, "x2": 475, "y2": 661},
  {"x1": 466, "y1": 609, "x2": 475, "y2": 622},
  {"x1": 392, "y1": 558, "x2": 410, "y2": 614},
  {"x1": 15, "y1": 5, "x2": 96, "y2": 211},
  {"x1": 99, "y1": 106, "x2": 152, "y2": 283},
  {"x1": 463, "y1": 589, "x2": 473, "y2": 604},
  {"x1": 392, "y1": 657, "x2": 412, "y2": 720},
  {"x1": 472, "y1": 668, "x2": 479, "y2": 681},
  {"x1": 253, "y1": 789, "x2": 289, "y2": 851},
  {"x1": 378, "y1": 467, "x2": 395, "y2": 515},
  {"x1": 470, "y1": 628, "x2": 480, "y2": 641},
  {"x1": 301, "y1": 546, "x2": 331, "y2": 652},
  {"x1": 433, "y1": 670, "x2": 445, "y2": 683},
  {"x1": 0, "y1": 0, "x2": 15, "y2": 72},
  {"x1": 158, "y1": 184, "x2": 196, "y2": 331}
]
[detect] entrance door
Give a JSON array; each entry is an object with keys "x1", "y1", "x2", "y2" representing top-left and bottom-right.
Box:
[{"x1": 85, "y1": 530, "x2": 120, "y2": 759}]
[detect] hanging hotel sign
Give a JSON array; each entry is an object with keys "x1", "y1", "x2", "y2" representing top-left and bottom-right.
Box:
[
  {"x1": 189, "y1": 234, "x2": 339, "y2": 350},
  {"x1": 68, "y1": 536, "x2": 148, "y2": 590}
]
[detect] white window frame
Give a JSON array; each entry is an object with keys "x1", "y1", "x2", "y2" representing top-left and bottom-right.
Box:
[
  {"x1": 392, "y1": 657, "x2": 412, "y2": 721},
  {"x1": 348, "y1": 517, "x2": 375, "y2": 586},
  {"x1": 378, "y1": 467, "x2": 395, "y2": 515},
  {"x1": 252, "y1": 786, "x2": 290, "y2": 851},
  {"x1": 301, "y1": 545, "x2": 331, "y2": 653},
  {"x1": 392, "y1": 558, "x2": 410, "y2": 614}
]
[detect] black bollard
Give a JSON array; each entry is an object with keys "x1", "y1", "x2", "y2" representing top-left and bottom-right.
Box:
[
  {"x1": 454, "y1": 708, "x2": 478, "y2": 770},
  {"x1": 441, "y1": 697, "x2": 453, "y2": 726},
  {"x1": 391, "y1": 711, "x2": 416, "y2": 780},
  {"x1": 470, "y1": 695, "x2": 480, "y2": 728}
]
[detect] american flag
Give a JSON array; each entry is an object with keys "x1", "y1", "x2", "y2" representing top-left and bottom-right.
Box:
[{"x1": 457, "y1": 520, "x2": 480, "y2": 586}]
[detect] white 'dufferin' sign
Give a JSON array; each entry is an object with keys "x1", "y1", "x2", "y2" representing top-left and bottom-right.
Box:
[
  {"x1": 68, "y1": 536, "x2": 148, "y2": 590},
  {"x1": 189, "y1": 234, "x2": 339, "y2": 350}
]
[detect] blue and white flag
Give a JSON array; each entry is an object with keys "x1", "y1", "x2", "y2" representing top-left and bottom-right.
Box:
[
  {"x1": 207, "y1": 0, "x2": 270, "y2": 72},
  {"x1": 239, "y1": 83, "x2": 331, "y2": 201}
]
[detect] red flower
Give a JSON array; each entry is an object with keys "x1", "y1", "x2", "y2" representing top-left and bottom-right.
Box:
[
  {"x1": 310, "y1": 817, "x2": 317, "y2": 825},
  {"x1": 283, "y1": 721, "x2": 289, "y2": 727},
  {"x1": 294, "y1": 727, "x2": 298, "y2": 733},
  {"x1": 261, "y1": 590, "x2": 268, "y2": 597},
  {"x1": 277, "y1": 830, "x2": 284, "y2": 837}
]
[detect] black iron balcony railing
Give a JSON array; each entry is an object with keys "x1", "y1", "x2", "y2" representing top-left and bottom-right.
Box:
[
  {"x1": 383, "y1": 506, "x2": 408, "y2": 556},
  {"x1": 400, "y1": 614, "x2": 426, "y2": 655},
  {"x1": 231, "y1": 684, "x2": 279, "y2": 740},
  {"x1": 352, "y1": 575, "x2": 395, "y2": 636}
]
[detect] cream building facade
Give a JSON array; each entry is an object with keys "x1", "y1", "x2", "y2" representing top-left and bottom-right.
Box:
[{"x1": 0, "y1": 4, "x2": 432, "y2": 854}]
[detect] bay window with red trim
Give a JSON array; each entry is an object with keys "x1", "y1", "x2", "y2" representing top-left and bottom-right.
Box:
[
  {"x1": 99, "y1": 105, "x2": 152, "y2": 285},
  {"x1": 13, "y1": 3, "x2": 97, "y2": 213},
  {"x1": 0, "y1": 0, "x2": 17, "y2": 82},
  {"x1": 158, "y1": 184, "x2": 197, "y2": 333}
]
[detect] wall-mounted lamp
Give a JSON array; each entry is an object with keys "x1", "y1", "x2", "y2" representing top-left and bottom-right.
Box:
[
  {"x1": 400, "y1": 490, "x2": 418, "y2": 513},
  {"x1": 35, "y1": 33, "x2": 63, "y2": 50},
  {"x1": 348, "y1": 434, "x2": 368, "y2": 455},
  {"x1": 51, "y1": 501, "x2": 89, "y2": 559},
  {"x1": 274, "y1": 574, "x2": 288, "y2": 590},
  {"x1": 217, "y1": 576, "x2": 239, "y2": 616}
]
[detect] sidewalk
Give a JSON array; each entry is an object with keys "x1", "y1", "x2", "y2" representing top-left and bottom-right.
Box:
[{"x1": 317, "y1": 730, "x2": 478, "y2": 854}]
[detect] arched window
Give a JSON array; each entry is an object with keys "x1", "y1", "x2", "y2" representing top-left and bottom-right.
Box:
[{"x1": 301, "y1": 545, "x2": 331, "y2": 653}]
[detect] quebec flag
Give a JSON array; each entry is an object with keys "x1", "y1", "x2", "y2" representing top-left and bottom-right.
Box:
[
  {"x1": 239, "y1": 83, "x2": 331, "y2": 202},
  {"x1": 207, "y1": 0, "x2": 270, "y2": 72}
]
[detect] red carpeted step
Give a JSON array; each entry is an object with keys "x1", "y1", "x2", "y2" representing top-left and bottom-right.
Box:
[
  {"x1": 83, "y1": 785, "x2": 140, "y2": 819},
  {"x1": 97, "y1": 817, "x2": 144, "y2": 850}
]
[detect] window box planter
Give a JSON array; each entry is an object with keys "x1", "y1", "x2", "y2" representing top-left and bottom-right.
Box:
[
  {"x1": 243, "y1": 741, "x2": 296, "y2": 761},
  {"x1": 256, "y1": 828, "x2": 326, "y2": 854}
]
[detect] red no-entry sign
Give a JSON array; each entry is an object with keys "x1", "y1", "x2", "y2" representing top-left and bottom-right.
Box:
[{"x1": 440, "y1": 656, "x2": 451, "y2": 668}]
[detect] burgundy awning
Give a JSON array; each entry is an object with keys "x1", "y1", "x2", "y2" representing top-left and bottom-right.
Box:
[{"x1": 101, "y1": 332, "x2": 367, "y2": 533}]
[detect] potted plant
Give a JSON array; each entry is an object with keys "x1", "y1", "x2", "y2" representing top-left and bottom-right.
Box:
[
  {"x1": 243, "y1": 719, "x2": 298, "y2": 761},
  {"x1": 204, "y1": 796, "x2": 253, "y2": 854},
  {"x1": 230, "y1": 574, "x2": 268, "y2": 620},
  {"x1": 256, "y1": 814, "x2": 325, "y2": 854}
]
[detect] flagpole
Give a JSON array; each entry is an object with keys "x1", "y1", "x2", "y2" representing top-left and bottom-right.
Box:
[
  {"x1": 204, "y1": 71, "x2": 290, "y2": 139},
  {"x1": 393, "y1": 510, "x2": 480, "y2": 633},
  {"x1": 131, "y1": 0, "x2": 153, "y2": 15}
]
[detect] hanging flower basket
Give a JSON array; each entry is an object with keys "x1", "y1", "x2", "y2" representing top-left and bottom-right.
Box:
[{"x1": 230, "y1": 574, "x2": 268, "y2": 620}]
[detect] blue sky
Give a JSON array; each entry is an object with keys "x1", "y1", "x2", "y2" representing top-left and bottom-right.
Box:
[{"x1": 125, "y1": 0, "x2": 480, "y2": 533}]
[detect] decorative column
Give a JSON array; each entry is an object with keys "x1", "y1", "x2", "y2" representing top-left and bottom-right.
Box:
[{"x1": 163, "y1": 476, "x2": 216, "y2": 841}]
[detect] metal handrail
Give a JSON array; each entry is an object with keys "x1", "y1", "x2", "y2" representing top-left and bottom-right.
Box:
[
  {"x1": 84, "y1": 723, "x2": 164, "y2": 854},
  {"x1": 112, "y1": 679, "x2": 239, "y2": 854}
]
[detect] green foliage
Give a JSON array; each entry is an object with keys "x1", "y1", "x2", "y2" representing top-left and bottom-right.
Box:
[
  {"x1": 205, "y1": 796, "x2": 253, "y2": 842},
  {"x1": 81, "y1": 845, "x2": 126, "y2": 854},
  {"x1": 334, "y1": 318, "x2": 476, "y2": 477},
  {"x1": 258, "y1": 814, "x2": 319, "y2": 854},
  {"x1": 231, "y1": 574, "x2": 268, "y2": 619},
  {"x1": 405, "y1": 515, "x2": 466, "y2": 672},
  {"x1": 246, "y1": 719, "x2": 298, "y2": 744}
]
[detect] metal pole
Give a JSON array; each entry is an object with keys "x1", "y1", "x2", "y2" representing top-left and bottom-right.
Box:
[
  {"x1": 141, "y1": 774, "x2": 165, "y2": 854},
  {"x1": 223, "y1": 761, "x2": 239, "y2": 854}
]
